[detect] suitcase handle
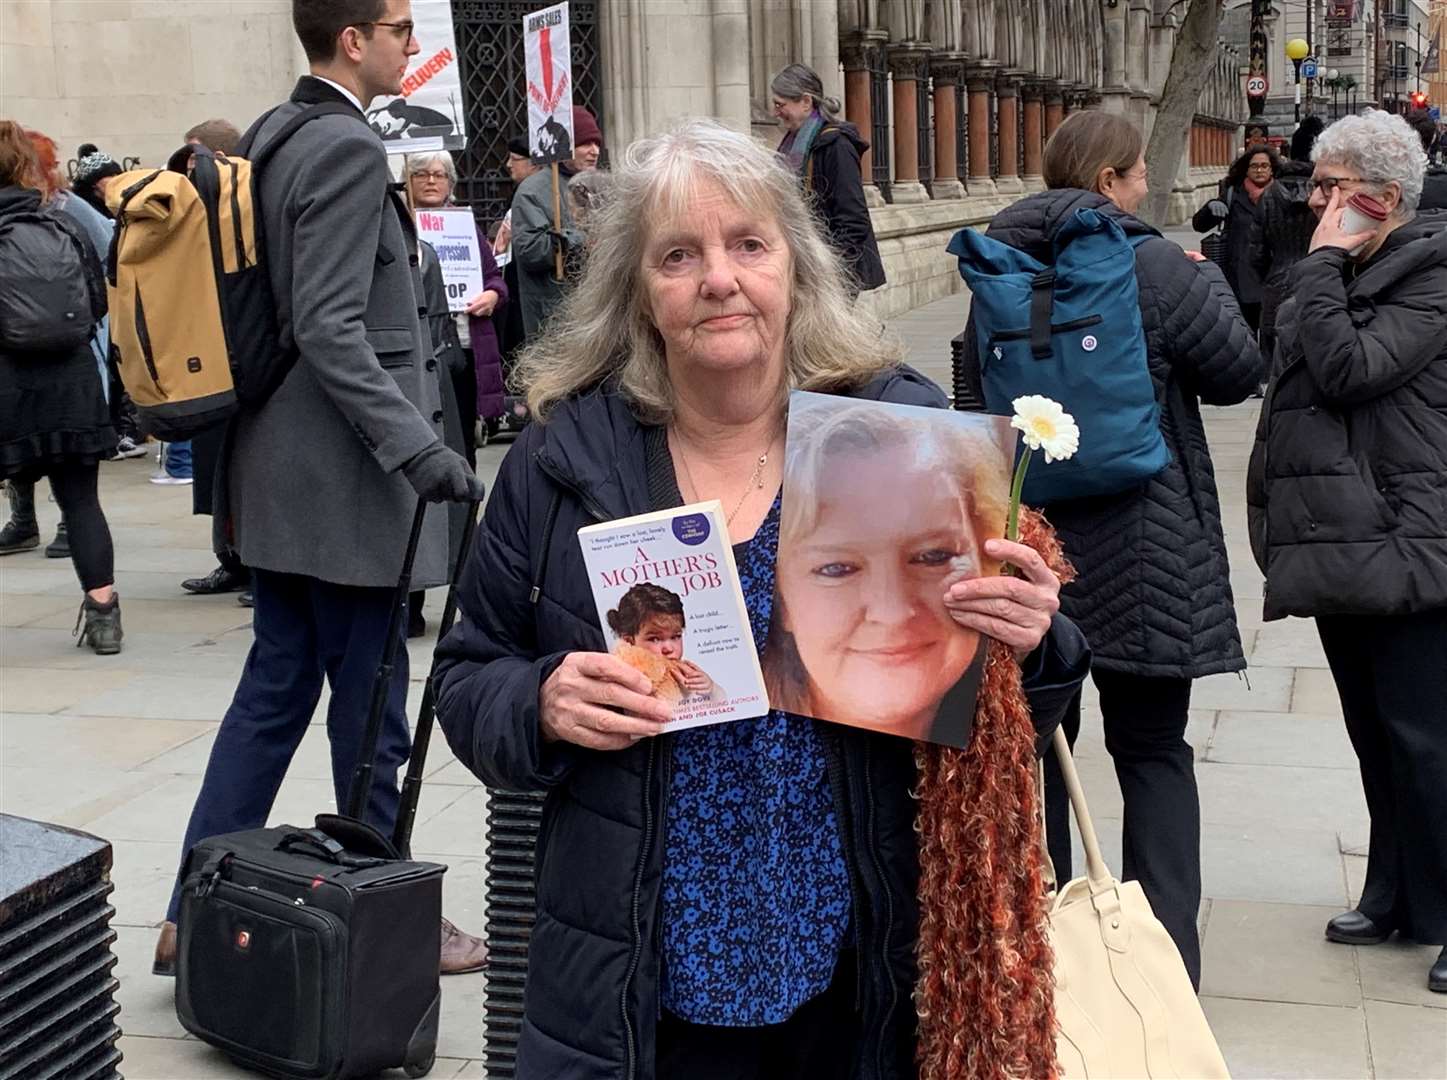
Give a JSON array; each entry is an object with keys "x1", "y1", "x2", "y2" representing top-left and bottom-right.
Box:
[{"x1": 278, "y1": 828, "x2": 386, "y2": 870}]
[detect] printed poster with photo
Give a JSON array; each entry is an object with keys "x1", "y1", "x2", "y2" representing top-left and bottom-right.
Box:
[
  {"x1": 523, "y1": 2, "x2": 574, "y2": 164},
  {"x1": 578, "y1": 501, "x2": 769, "y2": 733},
  {"x1": 765, "y1": 392, "x2": 1017, "y2": 749},
  {"x1": 365, "y1": 0, "x2": 466, "y2": 155}
]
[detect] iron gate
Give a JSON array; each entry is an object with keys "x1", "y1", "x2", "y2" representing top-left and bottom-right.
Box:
[{"x1": 449, "y1": 0, "x2": 604, "y2": 228}]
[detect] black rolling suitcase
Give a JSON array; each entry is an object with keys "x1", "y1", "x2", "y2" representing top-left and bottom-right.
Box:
[{"x1": 174, "y1": 500, "x2": 478, "y2": 1080}]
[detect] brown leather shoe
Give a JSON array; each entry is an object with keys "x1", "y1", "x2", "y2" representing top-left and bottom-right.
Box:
[
  {"x1": 153, "y1": 920, "x2": 177, "y2": 977},
  {"x1": 440, "y1": 916, "x2": 488, "y2": 975}
]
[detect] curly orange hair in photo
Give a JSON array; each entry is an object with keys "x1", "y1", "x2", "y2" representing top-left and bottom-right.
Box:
[{"x1": 914, "y1": 507, "x2": 1074, "y2": 1080}]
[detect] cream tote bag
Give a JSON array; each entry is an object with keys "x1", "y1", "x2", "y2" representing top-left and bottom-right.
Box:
[{"x1": 1045, "y1": 727, "x2": 1231, "y2": 1080}]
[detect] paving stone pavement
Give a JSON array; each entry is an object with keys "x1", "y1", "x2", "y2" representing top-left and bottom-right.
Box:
[{"x1": 4, "y1": 268, "x2": 1445, "y2": 1077}]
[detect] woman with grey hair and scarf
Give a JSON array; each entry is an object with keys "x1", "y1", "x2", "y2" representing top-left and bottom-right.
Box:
[
  {"x1": 770, "y1": 63, "x2": 884, "y2": 293},
  {"x1": 1248, "y1": 109, "x2": 1447, "y2": 994}
]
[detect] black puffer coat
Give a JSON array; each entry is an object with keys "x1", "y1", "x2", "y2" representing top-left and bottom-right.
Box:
[
  {"x1": 0, "y1": 186, "x2": 113, "y2": 480},
  {"x1": 1421, "y1": 166, "x2": 1447, "y2": 212},
  {"x1": 805, "y1": 122, "x2": 886, "y2": 292},
  {"x1": 963, "y1": 189, "x2": 1264, "y2": 678},
  {"x1": 1247, "y1": 211, "x2": 1447, "y2": 620},
  {"x1": 433, "y1": 368, "x2": 1090, "y2": 1080},
  {"x1": 1249, "y1": 161, "x2": 1317, "y2": 363}
]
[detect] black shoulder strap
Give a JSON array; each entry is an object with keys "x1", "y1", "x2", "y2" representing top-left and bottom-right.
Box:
[
  {"x1": 1028, "y1": 269, "x2": 1057, "y2": 360},
  {"x1": 241, "y1": 102, "x2": 364, "y2": 168}
]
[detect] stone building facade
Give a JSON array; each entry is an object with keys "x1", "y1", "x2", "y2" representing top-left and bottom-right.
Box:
[{"x1": 4, "y1": 0, "x2": 1246, "y2": 318}]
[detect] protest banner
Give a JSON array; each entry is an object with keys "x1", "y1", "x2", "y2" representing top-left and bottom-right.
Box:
[
  {"x1": 524, "y1": 1, "x2": 573, "y2": 280},
  {"x1": 415, "y1": 208, "x2": 484, "y2": 313},
  {"x1": 365, "y1": 0, "x2": 466, "y2": 155}
]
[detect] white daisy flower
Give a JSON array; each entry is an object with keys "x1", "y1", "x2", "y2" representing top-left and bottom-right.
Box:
[{"x1": 1009, "y1": 395, "x2": 1080, "y2": 464}]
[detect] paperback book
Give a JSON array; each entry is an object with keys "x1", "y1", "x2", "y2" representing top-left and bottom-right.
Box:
[{"x1": 578, "y1": 501, "x2": 769, "y2": 732}]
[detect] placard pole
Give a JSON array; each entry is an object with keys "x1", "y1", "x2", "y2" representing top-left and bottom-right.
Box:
[{"x1": 551, "y1": 162, "x2": 564, "y2": 282}]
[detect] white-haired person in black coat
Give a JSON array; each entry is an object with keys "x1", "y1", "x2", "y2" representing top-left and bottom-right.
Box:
[{"x1": 1248, "y1": 109, "x2": 1447, "y2": 994}]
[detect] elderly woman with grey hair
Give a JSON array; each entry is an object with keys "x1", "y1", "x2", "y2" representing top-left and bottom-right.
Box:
[
  {"x1": 433, "y1": 118, "x2": 1089, "y2": 1077},
  {"x1": 770, "y1": 63, "x2": 885, "y2": 293},
  {"x1": 1248, "y1": 110, "x2": 1447, "y2": 994}
]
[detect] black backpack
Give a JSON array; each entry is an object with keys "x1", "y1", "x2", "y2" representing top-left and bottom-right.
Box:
[{"x1": 0, "y1": 205, "x2": 105, "y2": 353}]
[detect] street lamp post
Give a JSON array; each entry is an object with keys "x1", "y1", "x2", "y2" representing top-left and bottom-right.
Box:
[
  {"x1": 1287, "y1": 37, "x2": 1310, "y2": 124},
  {"x1": 1326, "y1": 68, "x2": 1340, "y2": 119}
]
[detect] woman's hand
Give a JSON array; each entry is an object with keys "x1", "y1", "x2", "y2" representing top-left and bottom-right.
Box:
[
  {"x1": 466, "y1": 289, "x2": 500, "y2": 318},
  {"x1": 942, "y1": 539, "x2": 1061, "y2": 657},
  {"x1": 493, "y1": 219, "x2": 512, "y2": 254},
  {"x1": 539, "y1": 652, "x2": 672, "y2": 750},
  {"x1": 1309, "y1": 188, "x2": 1377, "y2": 254},
  {"x1": 676, "y1": 660, "x2": 714, "y2": 697}
]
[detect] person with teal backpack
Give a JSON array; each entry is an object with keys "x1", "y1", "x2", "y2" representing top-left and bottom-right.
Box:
[{"x1": 953, "y1": 111, "x2": 1264, "y2": 988}]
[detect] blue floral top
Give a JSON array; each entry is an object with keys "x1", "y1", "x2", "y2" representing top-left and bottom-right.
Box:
[{"x1": 660, "y1": 496, "x2": 853, "y2": 1026}]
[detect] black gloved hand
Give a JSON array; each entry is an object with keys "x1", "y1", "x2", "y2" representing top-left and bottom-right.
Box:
[{"x1": 402, "y1": 441, "x2": 486, "y2": 503}]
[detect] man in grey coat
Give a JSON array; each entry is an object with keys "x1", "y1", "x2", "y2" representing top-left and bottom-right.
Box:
[
  {"x1": 510, "y1": 105, "x2": 603, "y2": 336},
  {"x1": 155, "y1": 0, "x2": 488, "y2": 977}
]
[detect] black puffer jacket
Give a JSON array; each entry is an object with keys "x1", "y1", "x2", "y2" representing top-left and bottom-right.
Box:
[
  {"x1": 805, "y1": 122, "x2": 886, "y2": 291},
  {"x1": 1421, "y1": 166, "x2": 1447, "y2": 212},
  {"x1": 433, "y1": 368, "x2": 1090, "y2": 1080},
  {"x1": 1247, "y1": 211, "x2": 1447, "y2": 620},
  {"x1": 1249, "y1": 161, "x2": 1317, "y2": 360},
  {"x1": 963, "y1": 189, "x2": 1264, "y2": 678}
]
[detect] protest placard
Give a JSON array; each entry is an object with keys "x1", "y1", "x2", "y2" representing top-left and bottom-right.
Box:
[
  {"x1": 524, "y1": 2, "x2": 574, "y2": 165},
  {"x1": 415, "y1": 208, "x2": 484, "y2": 313},
  {"x1": 365, "y1": 0, "x2": 466, "y2": 155}
]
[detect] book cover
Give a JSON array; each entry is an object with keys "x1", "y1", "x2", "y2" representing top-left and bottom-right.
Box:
[
  {"x1": 764, "y1": 391, "x2": 1018, "y2": 748},
  {"x1": 578, "y1": 501, "x2": 769, "y2": 732}
]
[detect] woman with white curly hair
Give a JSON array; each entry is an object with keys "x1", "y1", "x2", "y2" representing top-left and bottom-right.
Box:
[
  {"x1": 1248, "y1": 109, "x2": 1447, "y2": 994},
  {"x1": 432, "y1": 118, "x2": 1089, "y2": 1077}
]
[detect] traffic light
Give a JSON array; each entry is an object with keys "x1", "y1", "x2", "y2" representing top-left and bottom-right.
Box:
[{"x1": 1409, "y1": 90, "x2": 1430, "y2": 111}]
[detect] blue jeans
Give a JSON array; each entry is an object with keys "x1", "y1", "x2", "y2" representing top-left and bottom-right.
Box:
[
  {"x1": 165, "y1": 569, "x2": 412, "y2": 921},
  {"x1": 164, "y1": 440, "x2": 193, "y2": 479}
]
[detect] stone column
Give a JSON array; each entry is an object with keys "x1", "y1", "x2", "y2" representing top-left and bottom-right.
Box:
[
  {"x1": 965, "y1": 66, "x2": 998, "y2": 196},
  {"x1": 1044, "y1": 83, "x2": 1066, "y2": 139},
  {"x1": 887, "y1": 45, "x2": 931, "y2": 204},
  {"x1": 1021, "y1": 81, "x2": 1045, "y2": 183},
  {"x1": 929, "y1": 55, "x2": 966, "y2": 199},
  {"x1": 841, "y1": 34, "x2": 880, "y2": 190},
  {"x1": 995, "y1": 76, "x2": 1023, "y2": 194}
]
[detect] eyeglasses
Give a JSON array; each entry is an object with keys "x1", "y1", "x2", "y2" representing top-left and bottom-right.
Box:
[
  {"x1": 412, "y1": 170, "x2": 451, "y2": 182},
  {"x1": 1309, "y1": 176, "x2": 1381, "y2": 194},
  {"x1": 357, "y1": 20, "x2": 415, "y2": 46}
]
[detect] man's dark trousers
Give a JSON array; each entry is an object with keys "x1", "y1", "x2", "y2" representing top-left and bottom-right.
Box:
[{"x1": 165, "y1": 567, "x2": 411, "y2": 921}]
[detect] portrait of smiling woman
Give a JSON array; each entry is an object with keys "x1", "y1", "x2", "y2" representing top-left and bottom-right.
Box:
[
  {"x1": 433, "y1": 118, "x2": 1089, "y2": 1079},
  {"x1": 767, "y1": 397, "x2": 1013, "y2": 746}
]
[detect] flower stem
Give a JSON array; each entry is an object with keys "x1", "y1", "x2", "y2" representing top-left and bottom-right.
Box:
[{"x1": 1006, "y1": 447, "x2": 1032, "y2": 544}]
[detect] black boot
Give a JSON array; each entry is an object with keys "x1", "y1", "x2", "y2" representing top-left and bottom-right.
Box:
[
  {"x1": 75, "y1": 593, "x2": 123, "y2": 655},
  {"x1": 45, "y1": 520, "x2": 70, "y2": 559},
  {"x1": 0, "y1": 481, "x2": 39, "y2": 555},
  {"x1": 1431, "y1": 948, "x2": 1446, "y2": 994}
]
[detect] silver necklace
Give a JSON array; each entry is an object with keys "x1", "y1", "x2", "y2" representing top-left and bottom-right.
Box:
[{"x1": 673, "y1": 430, "x2": 777, "y2": 526}]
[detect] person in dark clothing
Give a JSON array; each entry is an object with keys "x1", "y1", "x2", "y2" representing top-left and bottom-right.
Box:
[
  {"x1": 0, "y1": 122, "x2": 122, "y2": 653},
  {"x1": 963, "y1": 111, "x2": 1265, "y2": 988},
  {"x1": 1407, "y1": 110, "x2": 1447, "y2": 211},
  {"x1": 1247, "y1": 109, "x2": 1447, "y2": 995},
  {"x1": 771, "y1": 63, "x2": 885, "y2": 293},
  {"x1": 70, "y1": 143, "x2": 122, "y2": 220},
  {"x1": 174, "y1": 118, "x2": 251, "y2": 600},
  {"x1": 1249, "y1": 117, "x2": 1323, "y2": 368},
  {"x1": 1193, "y1": 144, "x2": 1281, "y2": 331},
  {"x1": 433, "y1": 118, "x2": 1089, "y2": 1080}
]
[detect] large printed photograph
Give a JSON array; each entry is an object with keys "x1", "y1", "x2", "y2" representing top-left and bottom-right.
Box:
[{"x1": 765, "y1": 393, "x2": 1016, "y2": 748}]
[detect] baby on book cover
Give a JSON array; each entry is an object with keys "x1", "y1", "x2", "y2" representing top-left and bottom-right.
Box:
[
  {"x1": 765, "y1": 391, "x2": 1017, "y2": 749},
  {"x1": 579, "y1": 503, "x2": 770, "y2": 732}
]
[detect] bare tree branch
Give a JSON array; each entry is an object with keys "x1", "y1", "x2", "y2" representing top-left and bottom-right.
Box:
[{"x1": 1142, "y1": 0, "x2": 1228, "y2": 226}]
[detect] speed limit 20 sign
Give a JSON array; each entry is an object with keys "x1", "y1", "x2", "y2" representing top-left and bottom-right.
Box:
[{"x1": 1246, "y1": 74, "x2": 1269, "y2": 98}]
